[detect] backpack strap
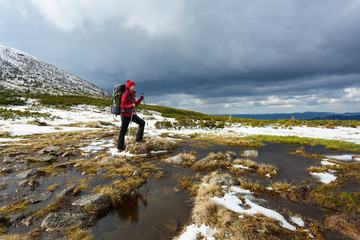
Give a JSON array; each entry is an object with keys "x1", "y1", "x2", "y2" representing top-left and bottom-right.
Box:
[{"x1": 121, "y1": 92, "x2": 133, "y2": 114}]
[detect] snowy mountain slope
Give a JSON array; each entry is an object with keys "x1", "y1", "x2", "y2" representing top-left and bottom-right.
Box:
[{"x1": 0, "y1": 44, "x2": 110, "y2": 97}]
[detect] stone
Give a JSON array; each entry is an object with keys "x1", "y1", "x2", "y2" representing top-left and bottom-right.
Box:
[
  {"x1": 39, "y1": 146, "x2": 62, "y2": 155},
  {"x1": 133, "y1": 171, "x2": 139, "y2": 176},
  {"x1": 209, "y1": 176, "x2": 236, "y2": 186},
  {"x1": 22, "y1": 216, "x2": 38, "y2": 226},
  {"x1": 57, "y1": 186, "x2": 75, "y2": 198},
  {"x1": 36, "y1": 156, "x2": 54, "y2": 163},
  {"x1": 28, "y1": 179, "x2": 39, "y2": 187},
  {"x1": 19, "y1": 180, "x2": 30, "y2": 187},
  {"x1": 10, "y1": 214, "x2": 26, "y2": 224},
  {"x1": 26, "y1": 191, "x2": 52, "y2": 203},
  {"x1": 164, "y1": 155, "x2": 183, "y2": 165},
  {"x1": 41, "y1": 212, "x2": 95, "y2": 230},
  {"x1": 240, "y1": 150, "x2": 259, "y2": 158},
  {"x1": 72, "y1": 193, "x2": 110, "y2": 212},
  {"x1": 16, "y1": 169, "x2": 41, "y2": 178},
  {"x1": 3, "y1": 156, "x2": 15, "y2": 163},
  {"x1": 225, "y1": 153, "x2": 235, "y2": 162}
]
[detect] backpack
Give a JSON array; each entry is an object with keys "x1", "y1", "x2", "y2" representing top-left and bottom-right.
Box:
[{"x1": 111, "y1": 84, "x2": 131, "y2": 116}]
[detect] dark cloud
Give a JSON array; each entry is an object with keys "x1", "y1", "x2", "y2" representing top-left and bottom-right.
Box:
[{"x1": 1, "y1": 0, "x2": 359, "y2": 113}]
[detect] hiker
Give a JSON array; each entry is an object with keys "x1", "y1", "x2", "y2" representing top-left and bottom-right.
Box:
[{"x1": 117, "y1": 80, "x2": 145, "y2": 151}]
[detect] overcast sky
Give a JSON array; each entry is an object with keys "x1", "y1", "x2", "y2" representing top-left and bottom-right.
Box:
[{"x1": 1, "y1": 0, "x2": 360, "y2": 114}]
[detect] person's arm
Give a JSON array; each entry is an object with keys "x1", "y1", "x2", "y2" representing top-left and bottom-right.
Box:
[{"x1": 134, "y1": 93, "x2": 144, "y2": 107}]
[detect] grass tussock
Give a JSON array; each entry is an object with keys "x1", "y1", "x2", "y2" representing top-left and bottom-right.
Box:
[
  {"x1": 233, "y1": 159, "x2": 259, "y2": 169},
  {"x1": 113, "y1": 177, "x2": 147, "y2": 196},
  {"x1": 33, "y1": 197, "x2": 65, "y2": 218},
  {"x1": 193, "y1": 160, "x2": 218, "y2": 172},
  {"x1": 0, "y1": 200, "x2": 30, "y2": 215},
  {"x1": 179, "y1": 177, "x2": 199, "y2": 195},
  {"x1": 257, "y1": 164, "x2": 278, "y2": 177},
  {"x1": 269, "y1": 181, "x2": 292, "y2": 193},
  {"x1": 93, "y1": 185, "x2": 122, "y2": 207},
  {"x1": 179, "y1": 153, "x2": 196, "y2": 167},
  {"x1": 239, "y1": 179, "x2": 264, "y2": 195},
  {"x1": 289, "y1": 147, "x2": 325, "y2": 159},
  {"x1": 127, "y1": 137, "x2": 179, "y2": 154},
  {"x1": 65, "y1": 225, "x2": 95, "y2": 240},
  {"x1": 0, "y1": 234, "x2": 32, "y2": 240},
  {"x1": 200, "y1": 136, "x2": 263, "y2": 148}
]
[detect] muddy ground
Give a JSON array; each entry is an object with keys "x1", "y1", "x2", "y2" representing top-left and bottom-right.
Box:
[{"x1": 0, "y1": 130, "x2": 359, "y2": 239}]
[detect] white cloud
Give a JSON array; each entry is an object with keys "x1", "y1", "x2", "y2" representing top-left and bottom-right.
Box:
[{"x1": 28, "y1": 0, "x2": 185, "y2": 34}]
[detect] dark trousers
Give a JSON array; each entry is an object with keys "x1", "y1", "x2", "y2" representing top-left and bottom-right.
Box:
[{"x1": 117, "y1": 114, "x2": 145, "y2": 150}]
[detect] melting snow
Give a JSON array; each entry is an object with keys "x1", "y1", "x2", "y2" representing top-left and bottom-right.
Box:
[
  {"x1": 310, "y1": 172, "x2": 337, "y2": 184},
  {"x1": 211, "y1": 186, "x2": 296, "y2": 231},
  {"x1": 178, "y1": 224, "x2": 218, "y2": 240},
  {"x1": 291, "y1": 216, "x2": 305, "y2": 227}
]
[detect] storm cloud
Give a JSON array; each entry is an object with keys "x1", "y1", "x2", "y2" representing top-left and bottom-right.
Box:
[{"x1": 1, "y1": 0, "x2": 359, "y2": 113}]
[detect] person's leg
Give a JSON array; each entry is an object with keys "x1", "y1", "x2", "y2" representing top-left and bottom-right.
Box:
[
  {"x1": 132, "y1": 115, "x2": 145, "y2": 142},
  {"x1": 117, "y1": 116, "x2": 131, "y2": 150}
]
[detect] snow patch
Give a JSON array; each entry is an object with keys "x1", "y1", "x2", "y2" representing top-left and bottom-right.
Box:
[{"x1": 178, "y1": 224, "x2": 218, "y2": 240}]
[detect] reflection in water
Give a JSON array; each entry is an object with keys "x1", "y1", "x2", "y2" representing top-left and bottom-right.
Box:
[{"x1": 117, "y1": 193, "x2": 148, "y2": 223}]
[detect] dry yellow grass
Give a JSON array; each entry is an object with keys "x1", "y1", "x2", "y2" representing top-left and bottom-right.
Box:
[
  {"x1": 65, "y1": 225, "x2": 94, "y2": 240},
  {"x1": 257, "y1": 163, "x2": 278, "y2": 177},
  {"x1": 92, "y1": 185, "x2": 123, "y2": 207},
  {"x1": 233, "y1": 159, "x2": 259, "y2": 169},
  {"x1": 179, "y1": 153, "x2": 197, "y2": 167}
]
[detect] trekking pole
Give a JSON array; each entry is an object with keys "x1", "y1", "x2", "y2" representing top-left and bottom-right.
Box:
[
  {"x1": 125, "y1": 108, "x2": 134, "y2": 152},
  {"x1": 143, "y1": 97, "x2": 150, "y2": 138}
]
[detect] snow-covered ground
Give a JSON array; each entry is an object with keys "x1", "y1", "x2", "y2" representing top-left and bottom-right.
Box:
[
  {"x1": 2, "y1": 100, "x2": 360, "y2": 144},
  {"x1": 1, "y1": 100, "x2": 360, "y2": 185}
]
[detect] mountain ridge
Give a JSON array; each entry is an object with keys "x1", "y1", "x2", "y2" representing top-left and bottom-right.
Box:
[
  {"x1": 0, "y1": 44, "x2": 110, "y2": 97},
  {"x1": 219, "y1": 111, "x2": 360, "y2": 120}
]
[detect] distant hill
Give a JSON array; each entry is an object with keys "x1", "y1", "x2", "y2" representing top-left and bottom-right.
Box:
[
  {"x1": 0, "y1": 44, "x2": 110, "y2": 97},
  {"x1": 221, "y1": 112, "x2": 360, "y2": 120}
]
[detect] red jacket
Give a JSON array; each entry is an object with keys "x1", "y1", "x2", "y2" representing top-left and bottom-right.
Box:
[{"x1": 120, "y1": 88, "x2": 143, "y2": 117}]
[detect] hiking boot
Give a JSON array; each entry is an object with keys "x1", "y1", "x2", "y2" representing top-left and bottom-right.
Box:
[
  {"x1": 117, "y1": 148, "x2": 124, "y2": 152},
  {"x1": 136, "y1": 139, "x2": 146, "y2": 143}
]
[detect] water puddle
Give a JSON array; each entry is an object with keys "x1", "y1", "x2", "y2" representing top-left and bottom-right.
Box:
[{"x1": 91, "y1": 163, "x2": 195, "y2": 240}]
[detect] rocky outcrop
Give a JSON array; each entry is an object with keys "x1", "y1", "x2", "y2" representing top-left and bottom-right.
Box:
[
  {"x1": 26, "y1": 191, "x2": 52, "y2": 203},
  {"x1": 164, "y1": 155, "x2": 183, "y2": 165},
  {"x1": 72, "y1": 194, "x2": 110, "y2": 212},
  {"x1": 41, "y1": 212, "x2": 95, "y2": 230}
]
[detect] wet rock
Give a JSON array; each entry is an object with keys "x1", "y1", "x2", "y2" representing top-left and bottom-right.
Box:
[
  {"x1": 55, "y1": 162, "x2": 74, "y2": 168},
  {"x1": 39, "y1": 146, "x2": 62, "y2": 155},
  {"x1": 3, "y1": 156, "x2": 15, "y2": 163},
  {"x1": 240, "y1": 150, "x2": 259, "y2": 158},
  {"x1": 16, "y1": 169, "x2": 42, "y2": 178},
  {"x1": 26, "y1": 191, "x2": 52, "y2": 203},
  {"x1": 10, "y1": 214, "x2": 26, "y2": 224},
  {"x1": 37, "y1": 156, "x2": 55, "y2": 163},
  {"x1": 72, "y1": 194, "x2": 110, "y2": 212},
  {"x1": 28, "y1": 179, "x2": 39, "y2": 187},
  {"x1": 41, "y1": 212, "x2": 95, "y2": 230},
  {"x1": 164, "y1": 155, "x2": 183, "y2": 165},
  {"x1": 209, "y1": 175, "x2": 236, "y2": 186},
  {"x1": 19, "y1": 180, "x2": 30, "y2": 187},
  {"x1": 57, "y1": 186, "x2": 75, "y2": 198},
  {"x1": 22, "y1": 216, "x2": 38, "y2": 226},
  {"x1": 325, "y1": 214, "x2": 360, "y2": 240},
  {"x1": 225, "y1": 153, "x2": 235, "y2": 162}
]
